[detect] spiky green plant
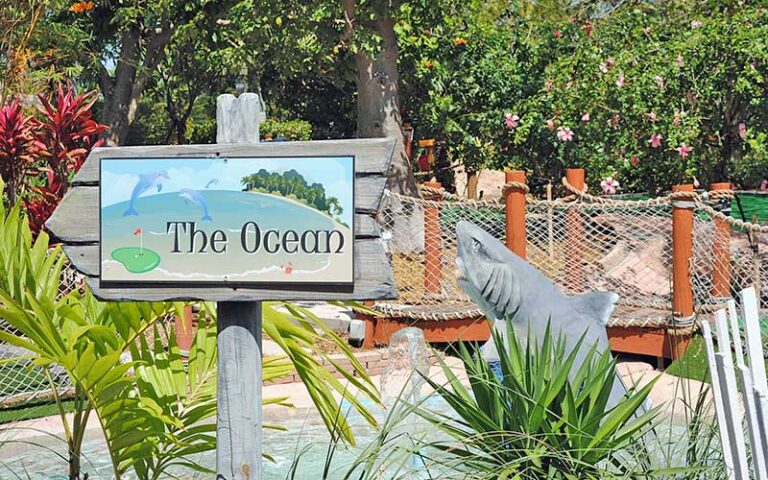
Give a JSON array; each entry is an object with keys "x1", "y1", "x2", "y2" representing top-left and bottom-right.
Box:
[{"x1": 417, "y1": 322, "x2": 661, "y2": 479}]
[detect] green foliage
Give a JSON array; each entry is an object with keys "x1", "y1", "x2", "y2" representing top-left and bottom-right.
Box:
[
  {"x1": 419, "y1": 322, "x2": 660, "y2": 479},
  {"x1": 261, "y1": 118, "x2": 313, "y2": 141},
  {"x1": 0, "y1": 177, "x2": 378, "y2": 478},
  {"x1": 242, "y1": 168, "x2": 344, "y2": 219},
  {"x1": 403, "y1": 0, "x2": 768, "y2": 193}
]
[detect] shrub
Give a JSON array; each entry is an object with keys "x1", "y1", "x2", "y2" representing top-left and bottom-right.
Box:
[
  {"x1": 0, "y1": 99, "x2": 38, "y2": 206},
  {"x1": 0, "y1": 84, "x2": 106, "y2": 234},
  {"x1": 261, "y1": 118, "x2": 312, "y2": 141},
  {"x1": 403, "y1": 1, "x2": 768, "y2": 194}
]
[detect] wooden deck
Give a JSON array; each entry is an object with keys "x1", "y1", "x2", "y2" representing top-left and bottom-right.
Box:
[{"x1": 361, "y1": 302, "x2": 692, "y2": 360}]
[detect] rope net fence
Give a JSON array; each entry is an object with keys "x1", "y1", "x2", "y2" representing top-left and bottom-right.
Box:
[
  {"x1": 0, "y1": 263, "x2": 177, "y2": 416},
  {"x1": 1, "y1": 180, "x2": 767, "y2": 414},
  {"x1": 0, "y1": 263, "x2": 81, "y2": 411},
  {"x1": 376, "y1": 182, "x2": 768, "y2": 333}
]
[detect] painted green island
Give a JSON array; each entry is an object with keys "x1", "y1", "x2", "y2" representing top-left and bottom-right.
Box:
[{"x1": 111, "y1": 247, "x2": 161, "y2": 274}]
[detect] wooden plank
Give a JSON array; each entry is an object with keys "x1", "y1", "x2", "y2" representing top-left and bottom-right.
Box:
[
  {"x1": 364, "y1": 315, "x2": 489, "y2": 346},
  {"x1": 62, "y1": 245, "x2": 99, "y2": 276},
  {"x1": 606, "y1": 326, "x2": 690, "y2": 360},
  {"x1": 701, "y1": 320, "x2": 736, "y2": 479},
  {"x1": 216, "y1": 301, "x2": 262, "y2": 480},
  {"x1": 81, "y1": 238, "x2": 396, "y2": 301},
  {"x1": 215, "y1": 93, "x2": 262, "y2": 480},
  {"x1": 740, "y1": 287, "x2": 768, "y2": 467},
  {"x1": 73, "y1": 138, "x2": 396, "y2": 185},
  {"x1": 714, "y1": 310, "x2": 750, "y2": 479},
  {"x1": 47, "y1": 181, "x2": 384, "y2": 244},
  {"x1": 715, "y1": 353, "x2": 749, "y2": 480},
  {"x1": 728, "y1": 299, "x2": 768, "y2": 480},
  {"x1": 742, "y1": 287, "x2": 768, "y2": 393}
]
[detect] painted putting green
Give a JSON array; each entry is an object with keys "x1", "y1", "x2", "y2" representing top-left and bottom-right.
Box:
[{"x1": 111, "y1": 247, "x2": 161, "y2": 274}]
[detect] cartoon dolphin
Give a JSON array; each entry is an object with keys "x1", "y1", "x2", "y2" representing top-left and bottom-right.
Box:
[
  {"x1": 454, "y1": 221, "x2": 640, "y2": 414},
  {"x1": 205, "y1": 179, "x2": 219, "y2": 189},
  {"x1": 179, "y1": 188, "x2": 212, "y2": 221},
  {"x1": 123, "y1": 171, "x2": 169, "y2": 216}
]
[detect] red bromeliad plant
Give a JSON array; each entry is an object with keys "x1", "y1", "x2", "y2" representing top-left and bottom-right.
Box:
[
  {"x1": 22, "y1": 85, "x2": 107, "y2": 233},
  {"x1": 0, "y1": 99, "x2": 39, "y2": 206}
]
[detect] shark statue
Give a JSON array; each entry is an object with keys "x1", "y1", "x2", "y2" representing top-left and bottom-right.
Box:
[
  {"x1": 123, "y1": 171, "x2": 169, "y2": 217},
  {"x1": 454, "y1": 220, "x2": 635, "y2": 412}
]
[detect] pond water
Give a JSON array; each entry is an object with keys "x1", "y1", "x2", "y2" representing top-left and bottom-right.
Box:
[
  {"x1": 0, "y1": 397, "x2": 445, "y2": 480},
  {"x1": 0, "y1": 397, "x2": 699, "y2": 479}
]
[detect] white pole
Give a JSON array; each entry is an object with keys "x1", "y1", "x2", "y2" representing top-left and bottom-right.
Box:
[
  {"x1": 702, "y1": 320, "x2": 736, "y2": 479},
  {"x1": 728, "y1": 298, "x2": 768, "y2": 480},
  {"x1": 741, "y1": 287, "x2": 768, "y2": 463},
  {"x1": 714, "y1": 310, "x2": 749, "y2": 479}
]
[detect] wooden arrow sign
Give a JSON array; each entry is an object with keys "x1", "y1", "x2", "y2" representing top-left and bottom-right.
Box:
[{"x1": 46, "y1": 139, "x2": 398, "y2": 303}]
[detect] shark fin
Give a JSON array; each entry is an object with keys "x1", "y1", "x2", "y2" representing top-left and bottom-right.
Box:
[{"x1": 573, "y1": 291, "x2": 619, "y2": 326}]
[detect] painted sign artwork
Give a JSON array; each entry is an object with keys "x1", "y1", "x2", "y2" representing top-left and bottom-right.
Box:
[{"x1": 99, "y1": 156, "x2": 354, "y2": 286}]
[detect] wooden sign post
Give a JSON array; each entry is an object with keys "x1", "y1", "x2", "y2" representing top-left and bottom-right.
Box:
[{"x1": 47, "y1": 93, "x2": 397, "y2": 479}]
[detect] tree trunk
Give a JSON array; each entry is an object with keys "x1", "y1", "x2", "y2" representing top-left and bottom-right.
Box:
[
  {"x1": 101, "y1": 24, "x2": 173, "y2": 146},
  {"x1": 344, "y1": 1, "x2": 418, "y2": 196},
  {"x1": 102, "y1": 25, "x2": 141, "y2": 146},
  {"x1": 466, "y1": 168, "x2": 479, "y2": 199}
]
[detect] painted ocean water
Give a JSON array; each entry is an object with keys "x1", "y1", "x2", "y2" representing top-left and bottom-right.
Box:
[{"x1": 100, "y1": 190, "x2": 353, "y2": 284}]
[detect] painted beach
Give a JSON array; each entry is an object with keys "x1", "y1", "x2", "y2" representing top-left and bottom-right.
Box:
[{"x1": 99, "y1": 157, "x2": 354, "y2": 285}]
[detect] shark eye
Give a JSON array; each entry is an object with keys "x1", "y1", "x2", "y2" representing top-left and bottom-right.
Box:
[{"x1": 471, "y1": 238, "x2": 486, "y2": 256}]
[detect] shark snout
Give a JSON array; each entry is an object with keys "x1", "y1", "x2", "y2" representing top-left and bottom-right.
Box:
[{"x1": 455, "y1": 257, "x2": 467, "y2": 281}]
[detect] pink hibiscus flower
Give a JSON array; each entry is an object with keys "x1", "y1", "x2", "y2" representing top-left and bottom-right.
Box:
[
  {"x1": 655, "y1": 74, "x2": 666, "y2": 89},
  {"x1": 647, "y1": 112, "x2": 658, "y2": 122},
  {"x1": 739, "y1": 122, "x2": 747, "y2": 140},
  {"x1": 581, "y1": 112, "x2": 590, "y2": 122},
  {"x1": 504, "y1": 113, "x2": 519, "y2": 130},
  {"x1": 691, "y1": 20, "x2": 702, "y2": 29},
  {"x1": 649, "y1": 134, "x2": 663, "y2": 148},
  {"x1": 616, "y1": 73, "x2": 625, "y2": 88},
  {"x1": 600, "y1": 177, "x2": 620, "y2": 194},
  {"x1": 556, "y1": 126, "x2": 574, "y2": 142},
  {"x1": 546, "y1": 118, "x2": 556, "y2": 131},
  {"x1": 676, "y1": 143, "x2": 693, "y2": 159},
  {"x1": 554, "y1": 30, "x2": 562, "y2": 39}
]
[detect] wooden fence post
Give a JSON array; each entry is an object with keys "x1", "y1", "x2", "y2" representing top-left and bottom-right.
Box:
[
  {"x1": 423, "y1": 181, "x2": 443, "y2": 297},
  {"x1": 565, "y1": 168, "x2": 585, "y2": 292},
  {"x1": 672, "y1": 184, "x2": 695, "y2": 322},
  {"x1": 505, "y1": 170, "x2": 527, "y2": 259},
  {"x1": 216, "y1": 93, "x2": 263, "y2": 480},
  {"x1": 712, "y1": 182, "x2": 733, "y2": 299}
]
